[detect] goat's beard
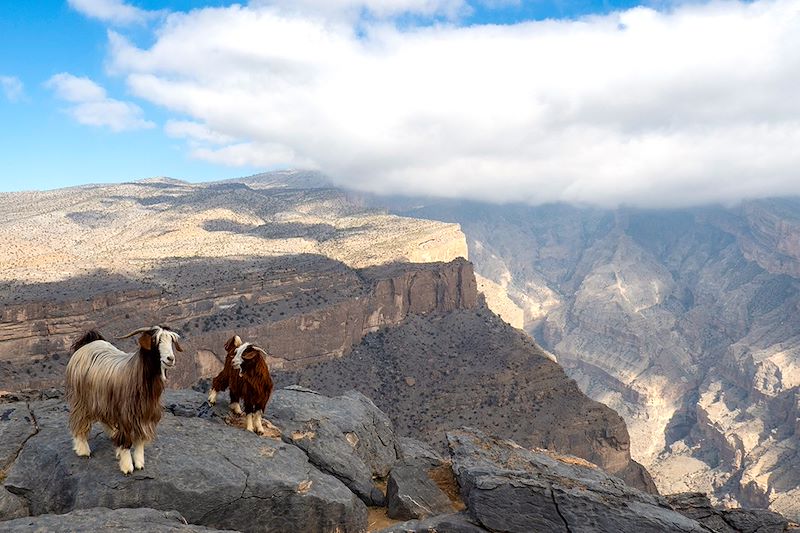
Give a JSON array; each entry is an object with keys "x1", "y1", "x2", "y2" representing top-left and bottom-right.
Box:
[{"x1": 161, "y1": 365, "x2": 168, "y2": 382}]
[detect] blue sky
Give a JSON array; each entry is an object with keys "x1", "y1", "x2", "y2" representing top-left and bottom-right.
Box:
[
  {"x1": 0, "y1": 0, "x2": 651, "y2": 193},
  {"x1": 2, "y1": 0, "x2": 799, "y2": 207}
]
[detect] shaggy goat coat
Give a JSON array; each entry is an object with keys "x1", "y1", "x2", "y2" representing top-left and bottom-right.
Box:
[
  {"x1": 234, "y1": 343, "x2": 274, "y2": 415},
  {"x1": 210, "y1": 335, "x2": 244, "y2": 407},
  {"x1": 66, "y1": 329, "x2": 169, "y2": 449}
]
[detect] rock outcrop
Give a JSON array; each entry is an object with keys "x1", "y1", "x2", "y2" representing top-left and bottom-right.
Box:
[
  {"x1": 0, "y1": 508, "x2": 232, "y2": 532},
  {"x1": 267, "y1": 386, "x2": 397, "y2": 506},
  {"x1": 667, "y1": 492, "x2": 790, "y2": 533},
  {"x1": 2, "y1": 397, "x2": 366, "y2": 532},
  {"x1": 448, "y1": 427, "x2": 709, "y2": 533},
  {"x1": 2, "y1": 389, "x2": 792, "y2": 533}
]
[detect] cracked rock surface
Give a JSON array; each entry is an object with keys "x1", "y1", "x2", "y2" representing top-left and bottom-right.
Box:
[
  {"x1": 267, "y1": 386, "x2": 397, "y2": 506},
  {"x1": 386, "y1": 462, "x2": 454, "y2": 520},
  {"x1": 2, "y1": 398, "x2": 366, "y2": 532},
  {"x1": 376, "y1": 512, "x2": 488, "y2": 532},
  {"x1": 447, "y1": 428, "x2": 709, "y2": 533},
  {"x1": 667, "y1": 492, "x2": 789, "y2": 533},
  {"x1": 0, "y1": 507, "x2": 234, "y2": 532}
]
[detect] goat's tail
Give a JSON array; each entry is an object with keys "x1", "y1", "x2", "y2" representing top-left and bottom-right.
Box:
[{"x1": 70, "y1": 329, "x2": 106, "y2": 354}]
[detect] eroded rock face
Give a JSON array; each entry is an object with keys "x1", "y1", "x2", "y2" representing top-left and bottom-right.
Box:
[
  {"x1": 447, "y1": 428, "x2": 708, "y2": 533},
  {"x1": 3, "y1": 398, "x2": 366, "y2": 533},
  {"x1": 267, "y1": 386, "x2": 398, "y2": 506},
  {"x1": 0, "y1": 173, "x2": 469, "y2": 392},
  {"x1": 386, "y1": 462, "x2": 455, "y2": 520},
  {"x1": 666, "y1": 492, "x2": 789, "y2": 533},
  {"x1": 0, "y1": 507, "x2": 232, "y2": 532}
]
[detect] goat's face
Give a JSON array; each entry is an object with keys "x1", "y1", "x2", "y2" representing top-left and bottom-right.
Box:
[
  {"x1": 232, "y1": 343, "x2": 266, "y2": 375},
  {"x1": 129, "y1": 326, "x2": 183, "y2": 381}
]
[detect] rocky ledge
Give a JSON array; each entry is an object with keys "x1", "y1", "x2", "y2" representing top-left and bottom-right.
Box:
[{"x1": 1, "y1": 389, "x2": 794, "y2": 532}]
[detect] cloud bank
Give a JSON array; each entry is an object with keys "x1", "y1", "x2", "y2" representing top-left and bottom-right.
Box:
[
  {"x1": 104, "y1": 0, "x2": 800, "y2": 207},
  {"x1": 46, "y1": 73, "x2": 155, "y2": 132}
]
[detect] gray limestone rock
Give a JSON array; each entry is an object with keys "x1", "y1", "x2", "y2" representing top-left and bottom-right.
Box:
[
  {"x1": 448, "y1": 428, "x2": 709, "y2": 533},
  {"x1": 0, "y1": 486, "x2": 28, "y2": 521},
  {"x1": 386, "y1": 462, "x2": 454, "y2": 520},
  {"x1": 377, "y1": 512, "x2": 488, "y2": 533},
  {"x1": 3, "y1": 399, "x2": 366, "y2": 533},
  {"x1": 667, "y1": 492, "x2": 789, "y2": 533},
  {"x1": 267, "y1": 386, "x2": 396, "y2": 506},
  {"x1": 0, "y1": 507, "x2": 232, "y2": 532},
  {"x1": 395, "y1": 437, "x2": 445, "y2": 467},
  {"x1": 0, "y1": 402, "x2": 37, "y2": 472}
]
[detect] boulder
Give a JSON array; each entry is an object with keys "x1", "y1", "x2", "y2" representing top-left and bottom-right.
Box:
[
  {"x1": 0, "y1": 507, "x2": 231, "y2": 532},
  {"x1": 447, "y1": 428, "x2": 708, "y2": 533},
  {"x1": 0, "y1": 402, "x2": 37, "y2": 472},
  {"x1": 667, "y1": 492, "x2": 789, "y2": 533},
  {"x1": 267, "y1": 386, "x2": 397, "y2": 506},
  {"x1": 395, "y1": 437, "x2": 445, "y2": 467},
  {"x1": 0, "y1": 486, "x2": 28, "y2": 521},
  {"x1": 376, "y1": 512, "x2": 488, "y2": 532},
  {"x1": 3, "y1": 399, "x2": 366, "y2": 533},
  {"x1": 386, "y1": 462, "x2": 454, "y2": 520}
]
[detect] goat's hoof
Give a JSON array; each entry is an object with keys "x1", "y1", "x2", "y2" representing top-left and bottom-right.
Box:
[
  {"x1": 73, "y1": 442, "x2": 91, "y2": 457},
  {"x1": 119, "y1": 450, "x2": 134, "y2": 474}
]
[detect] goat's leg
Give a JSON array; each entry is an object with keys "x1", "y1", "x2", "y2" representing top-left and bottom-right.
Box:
[
  {"x1": 229, "y1": 391, "x2": 243, "y2": 415},
  {"x1": 254, "y1": 410, "x2": 266, "y2": 436},
  {"x1": 70, "y1": 417, "x2": 92, "y2": 457},
  {"x1": 207, "y1": 389, "x2": 218, "y2": 405},
  {"x1": 132, "y1": 441, "x2": 145, "y2": 470},
  {"x1": 72, "y1": 429, "x2": 92, "y2": 457},
  {"x1": 245, "y1": 413, "x2": 254, "y2": 432},
  {"x1": 118, "y1": 448, "x2": 134, "y2": 475}
]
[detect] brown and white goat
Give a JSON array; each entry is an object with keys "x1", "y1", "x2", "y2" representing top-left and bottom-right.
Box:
[
  {"x1": 66, "y1": 326, "x2": 182, "y2": 474},
  {"x1": 208, "y1": 335, "x2": 273, "y2": 435}
]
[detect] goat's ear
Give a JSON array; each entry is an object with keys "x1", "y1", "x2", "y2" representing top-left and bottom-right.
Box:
[
  {"x1": 242, "y1": 347, "x2": 258, "y2": 360},
  {"x1": 224, "y1": 335, "x2": 242, "y2": 352},
  {"x1": 173, "y1": 340, "x2": 184, "y2": 352},
  {"x1": 138, "y1": 332, "x2": 153, "y2": 351}
]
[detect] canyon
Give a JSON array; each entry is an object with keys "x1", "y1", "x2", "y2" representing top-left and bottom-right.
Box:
[
  {"x1": 394, "y1": 199, "x2": 800, "y2": 520},
  {"x1": 0, "y1": 172, "x2": 649, "y2": 494}
]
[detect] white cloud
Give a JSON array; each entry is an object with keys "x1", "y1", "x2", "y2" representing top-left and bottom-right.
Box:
[
  {"x1": 46, "y1": 73, "x2": 154, "y2": 132},
  {"x1": 107, "y1": 0, "x2": 800, "y2": 207},
  {"x1": 164, "y1": 120, "x2": 236, "y2": 145},
  {"x1": 249, "y1": 0, "x2": 467, "y2": 20},
  {"x1": 68, "y1": 0, "x2": 154, "y2": 25},
  {"x1": 0, "y1": 76, "x2": 24, "y2": 102}
]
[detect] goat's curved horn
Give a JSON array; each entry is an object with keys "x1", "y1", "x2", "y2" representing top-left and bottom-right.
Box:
[{"x1": 117, "y1": 327, "x2": 154, "y2": 339}]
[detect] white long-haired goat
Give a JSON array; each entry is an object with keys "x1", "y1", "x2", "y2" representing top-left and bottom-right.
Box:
[{"x1": 65, "y1": 326, "x2": 182, "y2": 474}]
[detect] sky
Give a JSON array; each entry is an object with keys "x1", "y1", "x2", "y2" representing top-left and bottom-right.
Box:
[{"x1": 1, "y1": 0, "x2": 799, "y2": 207}]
